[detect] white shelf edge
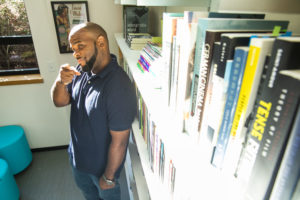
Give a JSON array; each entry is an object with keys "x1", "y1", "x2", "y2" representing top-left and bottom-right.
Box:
[{"x1": 128, "y1": 141, "x2": 151, "y2": 200}]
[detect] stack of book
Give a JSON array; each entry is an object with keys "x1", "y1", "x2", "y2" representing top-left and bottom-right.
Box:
[
  {"x1": 136, "y1": 42, "x2": 162, "y2": 82},
  {"x1": 126, "y1": 33, "x2": 152, "y2": 50}
]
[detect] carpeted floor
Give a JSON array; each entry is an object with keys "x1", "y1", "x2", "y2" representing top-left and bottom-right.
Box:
[{"x1": 15, "y1": 148, "x2": 130, "y2": 200}]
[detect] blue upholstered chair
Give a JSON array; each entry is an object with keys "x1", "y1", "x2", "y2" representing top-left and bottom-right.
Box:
[
  {"x1": 0, "y1": 125, "x2": 32, "y2": 174},
  {"x1": 0, "y1": 158, "x2": 19, "y2": 200}
]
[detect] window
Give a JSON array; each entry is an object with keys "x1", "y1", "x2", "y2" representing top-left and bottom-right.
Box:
[{"x1": 0, "y1": 0, "x2": 40, "y2": 76}]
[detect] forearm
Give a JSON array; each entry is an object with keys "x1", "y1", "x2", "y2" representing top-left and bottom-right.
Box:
[
  {"x1": 104, "y1": 139, "x2": 128, "y2": 180},
  {"x1": 51, "y1": 78, "x2": 71, "y2": 107}
]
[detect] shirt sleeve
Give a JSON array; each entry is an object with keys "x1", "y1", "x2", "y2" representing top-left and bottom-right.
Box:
[{"x1": 106, "y1": 74, "x2": 137, "y2": 131}]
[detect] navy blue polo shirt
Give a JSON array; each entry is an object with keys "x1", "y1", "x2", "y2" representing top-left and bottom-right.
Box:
[{"x1": 67, "y1": 54, "x2": 137, "y2": 178}]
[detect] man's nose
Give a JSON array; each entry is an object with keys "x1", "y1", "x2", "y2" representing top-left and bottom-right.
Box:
[{"x1": 73, "y1": 51, "x2": 80, "y2": 58}]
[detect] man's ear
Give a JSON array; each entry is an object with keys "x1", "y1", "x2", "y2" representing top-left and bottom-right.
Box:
[{"x1": 96, "y1": 35, "x2": 105, "y2": 48}]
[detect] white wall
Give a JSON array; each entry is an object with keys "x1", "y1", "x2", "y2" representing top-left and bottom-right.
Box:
[{"x1": 0, "y1": 0, "x2": 122, "y2": 149}]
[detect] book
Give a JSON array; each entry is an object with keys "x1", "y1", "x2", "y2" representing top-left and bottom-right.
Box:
[
  {"x1": 149, "y1": 119, "x2": 157, "y2": 172},
  {"x1": 292, "y1": 178, "x2": 300, "y2": 200},
  {"x1": 208, "y1": 12, "x2": 265, "y2": 19},
  {"x1": 210, "y1": 46, "x2": 249, "y2": 168},
  {"x1": 130, "y1": 43, "x2": 147, "y2": 50},
  {"x1": 123, "y1": 6, "x2": 149, "y2": 39},
  {"x1": 270, "y1": 102, "x2": 300, "y2": 200},
  {"x1": 235, "y1": 37, "x2": 300, "y2": 182},
  {"x1": 169, "y1": 20, "x2": 181, "y2": 111},
  {"x1": 209, "y1": 58, "x2": 233, "y2": 166},
  {"x1": 127, "y1": 33, "x2": 151, "y2": 43},
  {"x1": 159, "y1": 139, "x2": 165, "y2": 181},
  {"x1": 161, "y1": 13, "x2": 183, "y2": 106},
  {"x1": 154, "y1": 131, "x2": 160, "y2": 175},
  {"x1": 175, "y1": 11, "x2": 208, "y2": 134},
  {"x1": 244, "y1": 70, "x2": 300, "y2": 200},
  {"x1": 203, "y1": 41, "x2": 222, "y2": 156},
  {"x1": 189, "y1": 18, "x2": 289, "y2": 125}
]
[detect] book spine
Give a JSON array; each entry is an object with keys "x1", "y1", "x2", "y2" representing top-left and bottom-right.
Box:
[
  {"x1": 169, "y1": 35, "x2": 178, "y2": 110},
  {"x1": 217, "y1": 36, "x2": 250, "y2": 78},
  {"x1": 194, "y1": 41, "x2": 211, "y2": 132},
  {"x1": 142, "y1": 49, "x2": 155, "y2": 62},
  {"x1": 159, "y1": 139, "x2": 165, "y2": 181},
  {"x1": 140, "y1": 55, "x2": 150, "y2": 68},
  {"x1": 190, "y1": 20, "x2": 207, "y2": 116},
  {"x1": 270, "y1": 104, "x2": 300, "y2": 200},
  {"x1": 201, "y1": 42, "x2": 221, "y2": 154}
]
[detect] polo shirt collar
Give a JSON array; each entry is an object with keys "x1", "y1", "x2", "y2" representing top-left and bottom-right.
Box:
[{"x1": 95, "y1": 54, "x2": 117, "y2": 79}]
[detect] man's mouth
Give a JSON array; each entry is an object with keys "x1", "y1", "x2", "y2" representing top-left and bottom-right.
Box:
[{"x1": 77, "y1": 58, "x2": 85, "y2": 66}]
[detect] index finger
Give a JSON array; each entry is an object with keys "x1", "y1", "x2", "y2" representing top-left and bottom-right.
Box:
[{"x1": 61, "y1": 64, "x2": 81, "y2": 76}]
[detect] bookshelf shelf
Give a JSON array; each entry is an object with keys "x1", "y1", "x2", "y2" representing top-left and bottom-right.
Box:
[{"x1": 115, "y1": 33, "x2": 246, "y2": 200}]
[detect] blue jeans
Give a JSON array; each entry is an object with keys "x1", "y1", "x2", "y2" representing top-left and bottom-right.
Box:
[{"x1": 70, "y1": 158, "x2": 121, "y2": 200}]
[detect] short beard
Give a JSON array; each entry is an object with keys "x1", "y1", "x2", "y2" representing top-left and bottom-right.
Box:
[{"x1": 81, "y1": 43, "x2": 98, "y2": 72}]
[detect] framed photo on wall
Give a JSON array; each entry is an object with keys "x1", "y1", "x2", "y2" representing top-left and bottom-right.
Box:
[{"x1": 51, "y1": 1, "x2": 89, "y2": 53}]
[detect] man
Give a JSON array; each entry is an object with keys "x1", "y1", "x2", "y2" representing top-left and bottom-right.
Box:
[{"x1": 51, "y1": 22, "x2": 137, "y2": 200}]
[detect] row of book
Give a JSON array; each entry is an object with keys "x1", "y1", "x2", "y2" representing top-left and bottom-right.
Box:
[
  {"x1": 136, "y1": 42, "x2": 161, "y2": 72},
  {"x1": 136, "y1": 87, "x2": 177, "y2": 196},
  {"x1": 124, "y1": 10, "x2": 300, "y2": 200},
  {"x1": 120, "y1": 58, "x2": 177, "y2": 197},
  {"x1": 158, "y1": 11, "x2": 300, "y2": 200}
]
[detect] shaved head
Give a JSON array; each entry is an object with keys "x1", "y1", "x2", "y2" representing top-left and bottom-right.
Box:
[{"x1": 69, "y1": 22, "x2": 108, "y2": 42}]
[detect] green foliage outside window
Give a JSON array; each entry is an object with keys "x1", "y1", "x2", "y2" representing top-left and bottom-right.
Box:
[{"x1": 0, "y1": 0, "x2": 39, "y2": 74}]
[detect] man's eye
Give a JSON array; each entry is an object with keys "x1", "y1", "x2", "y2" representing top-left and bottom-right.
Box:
[{"x1": 78, "y1": 45, "x2": 84, "y2": 50}]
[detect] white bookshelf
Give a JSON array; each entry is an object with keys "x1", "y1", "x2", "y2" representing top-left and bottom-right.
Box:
[{"x1": 115, "y1": 33, "x2": 247, "y2": 200}]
